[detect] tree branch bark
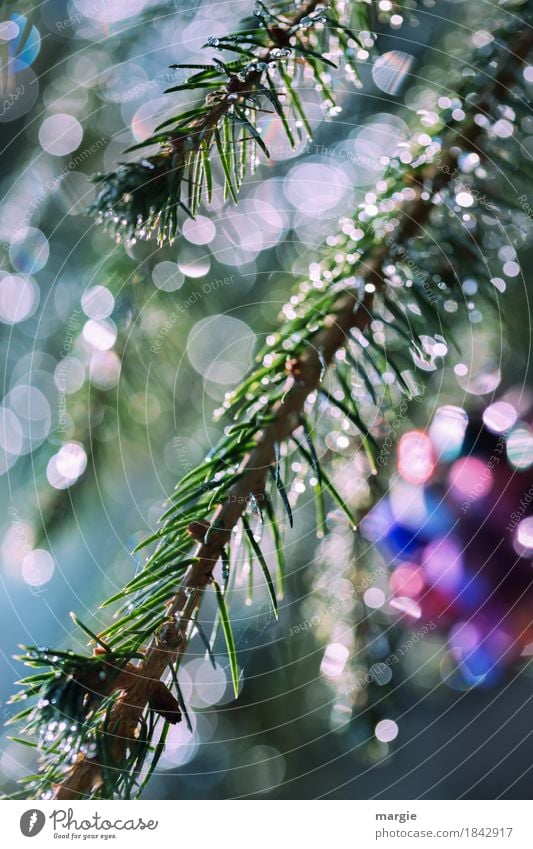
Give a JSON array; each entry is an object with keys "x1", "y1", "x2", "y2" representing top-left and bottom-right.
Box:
[{"x1": 53, "y1": 24, "x2": 533, "y2": 799}]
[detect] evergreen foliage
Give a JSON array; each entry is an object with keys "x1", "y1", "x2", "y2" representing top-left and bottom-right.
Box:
[
  {"x1": 8, "y1": 0, "x2": 533, "y2": 800},
  {"x1": 91, "y1": 0, "x2": 373, "y2": 243}
]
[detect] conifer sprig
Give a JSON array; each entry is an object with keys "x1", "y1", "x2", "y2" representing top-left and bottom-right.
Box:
[
  {"x1": 91, "y1": 0, "x2": 371, "y2": 244},
  {"x1": 10, "y1": 6, "x2": 533, "y2": 800}
]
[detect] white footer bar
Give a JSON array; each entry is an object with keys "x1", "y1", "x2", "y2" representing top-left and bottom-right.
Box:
[{"x1": 4, "y1": 799, "x2": 530, "y2": 848}]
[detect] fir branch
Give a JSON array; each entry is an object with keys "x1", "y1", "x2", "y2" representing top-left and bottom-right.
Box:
[
  {"x1": 11, "y1": 11, "x2": 533, "y2": 800},
  {"x1": 90, "y1": 0, "x2": 371, "y2": 244}
]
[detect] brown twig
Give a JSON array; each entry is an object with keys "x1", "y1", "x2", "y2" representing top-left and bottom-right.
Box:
[
  {"x1": 52, "y1": 25, "x2": 533, "y2": 799},
  {"x1": 52, "y1": 181, "x2": 438, "y2": 799}
]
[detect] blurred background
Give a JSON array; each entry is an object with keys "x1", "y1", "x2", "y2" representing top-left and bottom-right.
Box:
[{"x1": 1, "y1": 0, "x2": 533, "y2": 799}]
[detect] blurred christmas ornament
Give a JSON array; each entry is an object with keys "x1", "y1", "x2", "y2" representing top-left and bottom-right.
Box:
[{"x1": 363, "y1": 394, "x2": 533, "y2": 689}]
